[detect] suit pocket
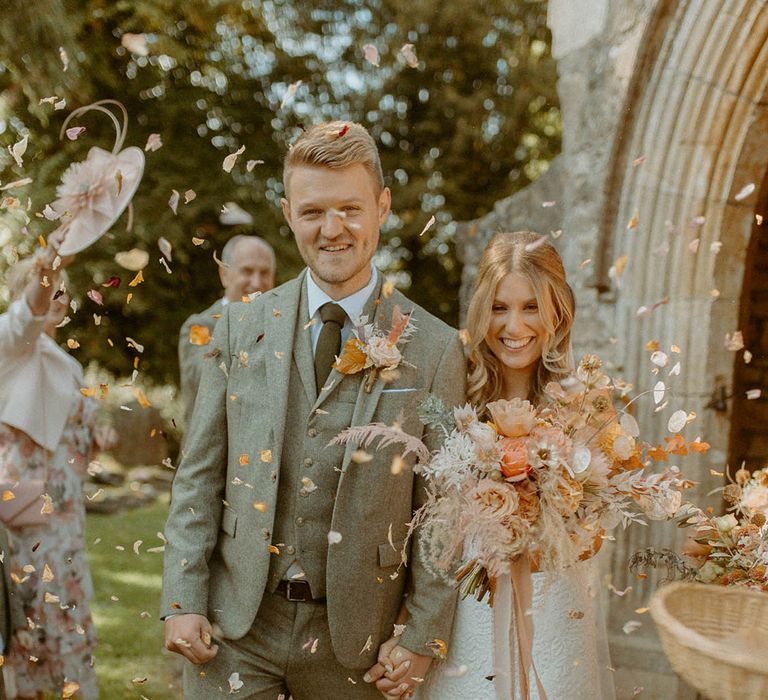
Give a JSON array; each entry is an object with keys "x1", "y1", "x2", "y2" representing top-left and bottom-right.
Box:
[
  {"x1": 220, "y1": 506, "x2": 238, "y2": 538},
  {"x1": 378, "y1": 540, "x2": 405, "y2": 568}
]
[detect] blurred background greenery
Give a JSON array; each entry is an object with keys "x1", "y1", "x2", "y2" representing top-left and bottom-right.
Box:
[{"x1": 0, "y1": 0, "x2": 560, "y2": 387}]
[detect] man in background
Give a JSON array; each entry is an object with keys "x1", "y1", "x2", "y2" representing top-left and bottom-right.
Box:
[{"x1": 178, "y1": 235, "x2": 276, "y2": 433}]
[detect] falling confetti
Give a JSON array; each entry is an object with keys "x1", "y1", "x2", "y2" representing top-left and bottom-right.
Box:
[
  {"x1": 419, "y1": 215, "x2": 436, "y2": 237},
  {"x1": 524, "y1": 235, "x2": 549, "y2": 252},
  {"x1": 724, "y1": 331, "x2": 744, "y2": 352},
  {"x1": 158, "y1": 236, "x2": 173, "y2": 261},
  {"x1": 65, "y1": 126, "x2": 86, "y2": 141},
  {"x1": 8, "y1": 136, "x2": 28, "y2": 167},
  {"x1": 42, "y1": 204, "x2": 61, "y2": 221},
  {"x1": 667, "y1": 410, "x2": 688, "y2": 433},
  {"x1": 189, "y1": 325, "x2": 210, "y2": 346},
  {"x1": 168, "y1": 190, "x2": 179, "y2": 215},
  {"x1": 228, "y1": 672, "x2": 244, "y2": 692},
  {"x1": 280, "y1": 80, "x2": 302, "y2": 109},
  {"x1": 145, "y1": 133, "x2": 163, "y2": 152},
  {"x1": 122, "y1": 33, "x2": 149, "y2": 56},
  {"x1": 115, "y1": 249, "x2": 150, "y2": 271},
  {"x1": 223, "y1": 145, "x2": 246, "y2": 173},
  {"x1": 622, "y1": 620, "x2": 642, "y2": 635},
  {"x1": 734, "y1": 183, "x2": 755, "y2": 201},
  {"x1": 363, "y1": 44, "x2": 380, "y2": 67},
  {"x1": 400, "y1": 43, "x2": 419, "y2": 68}
]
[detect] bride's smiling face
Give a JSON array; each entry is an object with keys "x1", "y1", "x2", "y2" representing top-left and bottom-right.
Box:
[{"x1": 484, "y1": 272, "x2": 545, "y2": 377}]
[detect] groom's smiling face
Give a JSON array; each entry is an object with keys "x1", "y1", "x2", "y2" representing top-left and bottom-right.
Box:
[{"x1": 281, "y1": 163, "x2": 391, "y2": 300}]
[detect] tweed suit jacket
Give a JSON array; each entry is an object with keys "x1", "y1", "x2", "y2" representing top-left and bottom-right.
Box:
[
  {"x1": 178, "y1": 298, "x2": 224, "y2": 432},
  {"x1": 161, "y1": 269, "x2": 466, "y2": 668}
]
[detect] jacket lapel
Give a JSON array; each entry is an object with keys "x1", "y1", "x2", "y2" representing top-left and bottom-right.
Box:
[
  {"x1": 335, "y1": 279, "x2": 407, "y2": 476},
  {"x1": 264, "y1": 272, "x2": 305, "y2": 466},
  {"x1": 293, "y1": 277, "x2": 317, "y2": 405}
]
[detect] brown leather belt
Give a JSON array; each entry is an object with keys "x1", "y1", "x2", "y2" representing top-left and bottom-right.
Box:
[{"x1": 275, "y1": 579, "x2": 323, "y2": 602}]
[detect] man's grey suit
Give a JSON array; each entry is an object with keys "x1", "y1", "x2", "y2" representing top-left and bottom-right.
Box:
[
  {"x1": 162, "y1": 270, "x2": 465, "y2": 695},
  {"x1": 177, "y1": 299, "x2": 224, "y2": 432}
]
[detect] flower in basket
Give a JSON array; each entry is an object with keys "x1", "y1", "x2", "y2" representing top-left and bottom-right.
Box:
[{"x1": 633, "y1": 468, "x2": 768, "y2": 591}]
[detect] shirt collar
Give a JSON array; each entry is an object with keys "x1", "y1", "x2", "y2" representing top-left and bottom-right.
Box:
[{"x1": 306, "y1": 265, "x2": 379, "y2": 324}]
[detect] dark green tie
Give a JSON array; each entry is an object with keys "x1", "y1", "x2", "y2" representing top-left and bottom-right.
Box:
[{"x1": 314, "y1": 302, "x2": 347, "y2": 391}]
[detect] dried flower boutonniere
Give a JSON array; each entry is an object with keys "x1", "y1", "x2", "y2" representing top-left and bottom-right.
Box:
[{"x1": 334, "y1": 306, "x2": 414, "y2": 392}]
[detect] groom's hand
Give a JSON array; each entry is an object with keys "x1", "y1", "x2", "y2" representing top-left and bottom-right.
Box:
[
  {"x1": 164, "y1": 613, "x2": 219, "y2": 664},
  {"x1": 365, "y1": 637, "x2": 431, "y2": 698}
]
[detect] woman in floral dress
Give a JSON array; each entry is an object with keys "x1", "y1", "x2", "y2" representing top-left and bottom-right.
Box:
[{"x1": 0, "y1": 233, "x2": 105, "y2": 699}]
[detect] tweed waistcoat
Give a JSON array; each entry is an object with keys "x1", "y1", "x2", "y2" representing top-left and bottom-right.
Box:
[{"x1": 266, "y1": 286, "x2": 358, "y2": 598}]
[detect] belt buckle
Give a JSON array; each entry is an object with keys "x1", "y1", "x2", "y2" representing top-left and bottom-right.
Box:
[{"x1": 285, "y1": 581, "x2": 306, "y2": 602}]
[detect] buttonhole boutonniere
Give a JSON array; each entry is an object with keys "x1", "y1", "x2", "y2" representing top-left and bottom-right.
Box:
[{"x1": 333, "y1": 306, "x2": 415, "y2": 392}]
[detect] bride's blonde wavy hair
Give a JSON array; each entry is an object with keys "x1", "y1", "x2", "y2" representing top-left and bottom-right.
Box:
[{"x1": 467, "y1": 231, "x2": 575, "y2": 410}]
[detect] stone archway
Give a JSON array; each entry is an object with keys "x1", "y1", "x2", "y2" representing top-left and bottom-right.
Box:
[{"x1": 595, "y1": 1, "x2": 768, "y2": 691}]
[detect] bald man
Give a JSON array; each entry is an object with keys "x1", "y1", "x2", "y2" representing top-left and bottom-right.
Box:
[{"x1": 178, "y1": 236, "x2": 276, "y2": 436}]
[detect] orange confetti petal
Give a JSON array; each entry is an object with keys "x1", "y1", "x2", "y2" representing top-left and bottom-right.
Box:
[
  {"x1": 189, "y1": 325, "x2": 211, "y2": 346},
  {"x1": 128, "y1": 270, "x2": 144, "y2": 287}
]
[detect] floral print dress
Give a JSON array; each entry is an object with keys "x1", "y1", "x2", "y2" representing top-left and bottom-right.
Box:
[{"x1": 0, "y1": 395, "x2": 99, "y2": 699}]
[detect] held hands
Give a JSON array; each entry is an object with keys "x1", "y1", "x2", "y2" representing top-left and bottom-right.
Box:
[
  {"x1": 164, "y1": 613, "x2": 219, "y2": 665},
  {"x1": 365, "y1": 635, "x2": 432, "y2": 699}
]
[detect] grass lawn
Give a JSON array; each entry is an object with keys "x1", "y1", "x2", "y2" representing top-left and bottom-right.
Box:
[{"x1": 86, "y1": 494, "x2": 182, "y2": 700}]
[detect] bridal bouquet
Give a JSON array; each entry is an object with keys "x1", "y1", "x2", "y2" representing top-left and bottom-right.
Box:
[{"x1": 335, "y1": 353, "x2": 700, "y2": 605}]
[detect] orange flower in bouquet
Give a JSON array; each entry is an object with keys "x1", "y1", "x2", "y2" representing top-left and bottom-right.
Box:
[{"x1": 499, "y1": 437, "x2": 530, "y2": 481}]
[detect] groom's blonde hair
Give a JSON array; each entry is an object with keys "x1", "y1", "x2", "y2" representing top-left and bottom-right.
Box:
[{"x1": 283, "y1": 121, "x2": 385, "y2": 196}]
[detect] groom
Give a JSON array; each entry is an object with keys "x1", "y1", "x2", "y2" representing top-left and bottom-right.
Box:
[{"x1": 161, "y1": 121, "x2": 466, "y2": 699}]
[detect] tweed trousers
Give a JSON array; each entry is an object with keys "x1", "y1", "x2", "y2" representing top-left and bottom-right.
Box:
[{"x1": 182, "y1": 592, "x2": 382, "y2": 699}]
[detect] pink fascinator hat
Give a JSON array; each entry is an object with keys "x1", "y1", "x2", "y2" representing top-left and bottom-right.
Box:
[{"x1": 53, "y1": 100, "x2": 144, "y2": 256}]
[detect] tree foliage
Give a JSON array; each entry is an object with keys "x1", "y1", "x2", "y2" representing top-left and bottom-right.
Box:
[{"x1": 0, "y1": 0, "x2": 559, "y2": 386}]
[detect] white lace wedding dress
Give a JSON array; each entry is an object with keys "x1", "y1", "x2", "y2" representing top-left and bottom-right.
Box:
[{"x1": 418, "y1": 558, "x2": 616, "y2": 700}]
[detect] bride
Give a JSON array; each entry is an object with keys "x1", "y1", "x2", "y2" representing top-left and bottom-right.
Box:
[{"x1": 416, "y1": 231, "x2": 616, "y2": 700}]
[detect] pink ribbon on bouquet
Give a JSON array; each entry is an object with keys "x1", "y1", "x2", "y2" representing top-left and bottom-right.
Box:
[{"x1": 492, "y1": 556, "x2": 548, "y2": 700}]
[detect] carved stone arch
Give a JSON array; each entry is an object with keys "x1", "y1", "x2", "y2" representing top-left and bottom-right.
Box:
[{"x1": 596, "y1": 1, "x2": 768, "y2": 687}]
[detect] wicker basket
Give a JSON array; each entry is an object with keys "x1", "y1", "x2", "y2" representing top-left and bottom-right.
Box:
[{"x1": 650, "y1": 582, "x2": 768, "y2": 700}]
